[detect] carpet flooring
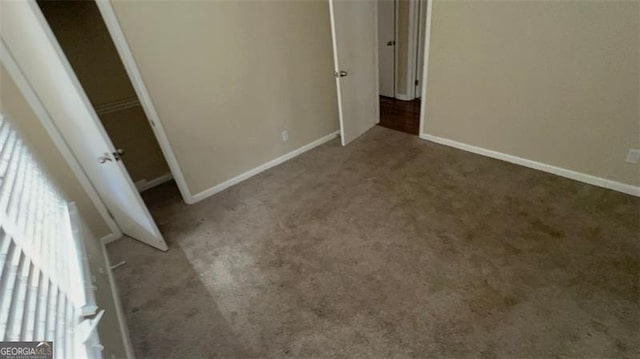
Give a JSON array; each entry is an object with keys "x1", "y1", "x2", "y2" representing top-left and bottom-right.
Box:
[{"x1": 108, "y1": 126, "x2": 639, "y2": 358}]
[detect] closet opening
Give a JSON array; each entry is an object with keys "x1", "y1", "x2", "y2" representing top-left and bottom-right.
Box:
[{"x1": 38, "y1": 0, "x2": 176, "y2": 195}]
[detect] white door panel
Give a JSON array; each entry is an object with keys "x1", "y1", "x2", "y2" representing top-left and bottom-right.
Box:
[
  {"x1": 330, "y1": 0, "x2": 379, "y2": 146},
  {"x1": 1, "y1": 0, "x2": 168, "y2": 251}
]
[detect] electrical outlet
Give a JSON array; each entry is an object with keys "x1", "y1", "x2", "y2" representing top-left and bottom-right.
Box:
[
  {"x1": 625, "y1": 149, "x2": 640, "y2": 164},
  {"x1": 281, "y1": 130, "x2": 288, "y2": 142}
]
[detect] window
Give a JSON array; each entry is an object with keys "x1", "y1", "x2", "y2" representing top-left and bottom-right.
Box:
[{"x1": 0, "y1": 114, "x2": 101, "y2": 358}]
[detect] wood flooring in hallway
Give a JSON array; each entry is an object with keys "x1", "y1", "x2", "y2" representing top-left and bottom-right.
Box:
[{"x1": 378, "y1": 96, "x2": 421, "y2": 135}]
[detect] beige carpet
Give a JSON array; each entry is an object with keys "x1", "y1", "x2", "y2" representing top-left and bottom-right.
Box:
[{"x1": 108, "y1": 126, "x2": 639, "y2": 358}]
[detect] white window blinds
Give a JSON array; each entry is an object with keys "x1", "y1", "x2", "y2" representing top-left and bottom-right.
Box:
[{"x1": 0, "y1": 114, "x2": 100, "y2": 358}]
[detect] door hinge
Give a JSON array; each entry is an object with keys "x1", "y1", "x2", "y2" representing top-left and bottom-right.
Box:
[{"x1": 415, "y1": 79, "x2": 419, "y2": 86}]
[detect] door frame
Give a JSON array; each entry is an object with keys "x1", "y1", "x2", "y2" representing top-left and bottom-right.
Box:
[
  {"x1": 417, "y1": 0, "x2": 433, "y2": 135},
  {"x1": 393, "y1": 0, "x2": 431, "y2": 102},
  {"x1": 94, "y1": 0, "x2": 194, "y2": 204}
]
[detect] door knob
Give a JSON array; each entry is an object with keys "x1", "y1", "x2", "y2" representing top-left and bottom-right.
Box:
[
  {"x1": 333, "y1": 70, "x2": 348, "y2": 78},
  {"x1": 98, "y1": 153, "x2": 113, "y2": 164}
]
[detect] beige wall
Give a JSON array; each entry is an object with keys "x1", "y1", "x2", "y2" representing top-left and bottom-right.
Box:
[
  {"x1": 110, "y1": 0, "x2": 339, "y2": 195},
  {"x1": 425, "y1": 0, "x2": 640, "y2": 187},
  {"x1": 38, "y1": 0, "x2": 169, "y2": 184},
  {"x1": 0, "y1": 65, "x2": 110, "y2": 237}
]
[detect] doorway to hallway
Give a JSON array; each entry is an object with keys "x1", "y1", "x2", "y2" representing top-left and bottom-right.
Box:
[
  {"x1": 376, "y1": 0, "x2": 427, "y2": 136},
  {"x1": 378, "y1": 96, "x2": 420, "y2": 135}
]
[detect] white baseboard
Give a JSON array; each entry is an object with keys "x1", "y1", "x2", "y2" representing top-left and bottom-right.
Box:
[
  {"x1": 100, "y1": 233, "x2": 122, "y2": 245},
  {"x1": 134, "y1": 172, "x2": 173, "y2": 192},
  {"x1": 395, "y1": 93, "x2": 414, "y2": 101},
  {"x1": 189, "y1": 130, "x2": 340, "y2": 204},
  {"x1": 419, "y1": 133, "x2": 640, "y2": 197}
]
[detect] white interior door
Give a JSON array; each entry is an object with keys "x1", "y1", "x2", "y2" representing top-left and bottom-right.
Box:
[
  {"x1": 0, "y1": 0, "x2": 168, "y2": 251},
  {"x1": 378, "y1": 0, "x2": 395, "y2": 97},
  {"x1": 329, "y1": 0, "x2": 380, "y2": 146}
]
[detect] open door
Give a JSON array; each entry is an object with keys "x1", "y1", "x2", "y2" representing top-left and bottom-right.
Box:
[
  {"x1": 0, "y1": 0, "x2": 168, "y2": 251},
  {"x1": 329, "y1": 0, "x2": 380, "y2": 146}
]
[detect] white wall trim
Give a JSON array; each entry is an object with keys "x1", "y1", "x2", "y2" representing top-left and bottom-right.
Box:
[
  {"x1": 191, "y1": 131, "x2": 339, "y2": 203},
  {"x1": 95, "y1": 0, "x2": 195, "y2": 204},
  {"x1": 419, "y1": 133, "x2": 640, "y2": 197},
  {"x1": 99, "y1": 236, "x2": 135, "y2": 359},
  {"x1": 395, "y1": 93, "x2": 413, "y2": 101},
  {"x1": 134, "y1": 172, "x2": 173, "y2": 192},
  {"x1": 418, "y1": 0, "x2": 433, "y2": 135},
  {"x1": 0, "y1": 37, "x2": 123, "y2": 240}
]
